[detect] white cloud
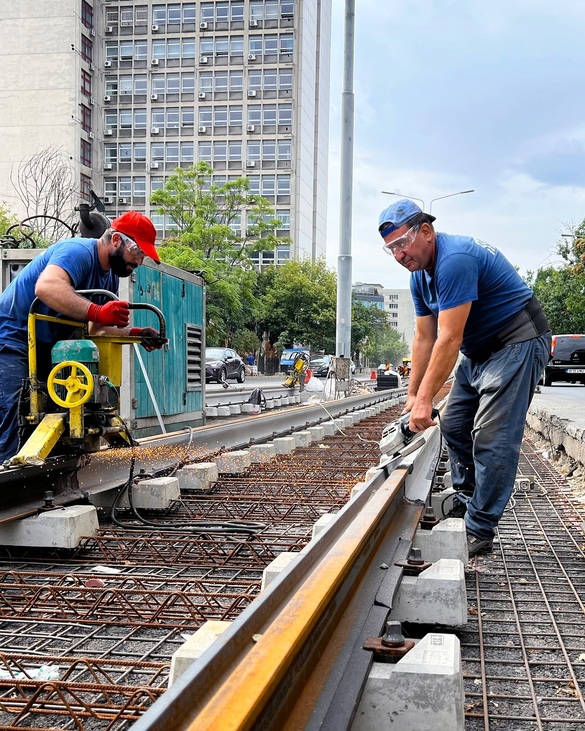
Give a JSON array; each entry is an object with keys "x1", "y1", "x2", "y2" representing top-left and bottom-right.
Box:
[{"x1": 326, "y1": 1, "x2": 585, "y2": 289}]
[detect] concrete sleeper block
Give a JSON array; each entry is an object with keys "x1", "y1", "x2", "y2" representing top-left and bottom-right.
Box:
[
  {"x1": 177, "y1": 463, "x2": 218, "y2": 491},
  {"x1": 215, "y1": 450, "x2": 251, "y2": 474},
  {"x1": 249, "y1": 444, "x2": 277, "y2": 463},
  {"x1": 261, "y1": 551, "x2": 297, "y2": 591},
  {"x1": 414, "y1": 518, "x2": 468, "y2": 564},
  {"x1": 272, "y1": 436, "x2": 296, "y2": 454},
  {"x1": 352, "y1": 633, "x2": 464, "y2": 731},
  {"x1": 169, "y1": 621, "x2": 231, "y2": 687},
  {"x1": 293, "y1": 430, "x2": 312, "y2": 448}
]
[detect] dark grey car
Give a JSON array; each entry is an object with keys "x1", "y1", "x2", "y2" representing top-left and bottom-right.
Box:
[
  {"x1": 205, "y1": 347, "x2": 246, "y2": 384},
  {"x1": 542, "y1": 334, "x2": 585, "y2": 386}
]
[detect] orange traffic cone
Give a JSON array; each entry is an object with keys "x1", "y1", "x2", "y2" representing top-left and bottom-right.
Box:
[
  {"x1": 370, "y1": 370, "x2": 377, "y2": 380},
  {"x1": 304, "y1": 368, "x2": 312, "y2": 384}
]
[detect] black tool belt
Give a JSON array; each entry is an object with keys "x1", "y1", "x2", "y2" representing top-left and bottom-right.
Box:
[{"x1": 469, "y1": 295, "x2": 550, "y2": 364}]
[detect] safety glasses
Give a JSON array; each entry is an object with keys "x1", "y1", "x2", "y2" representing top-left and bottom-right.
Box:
[
  {"x1": 382, "y1": 225, "x2": 420, "y2": 256},
  {"x1": 116, "y1": 232, "x2": 145, "y2": 262}
]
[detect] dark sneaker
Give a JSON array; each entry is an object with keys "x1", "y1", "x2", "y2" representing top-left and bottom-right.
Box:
[
  {"x1": 444, "y1": 496, "x2": 467, "y2": 519},
  {"x1": 467, "y1": 534, "x2": 493, "y2": 558}
]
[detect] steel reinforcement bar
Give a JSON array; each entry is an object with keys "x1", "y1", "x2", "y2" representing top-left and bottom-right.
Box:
[{"x1": 130, "y1": 423, "x2": 442, "y2": 731}]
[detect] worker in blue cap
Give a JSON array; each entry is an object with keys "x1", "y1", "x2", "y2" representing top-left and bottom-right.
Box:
[{"x1": 378, "y1": 199, "x2": 551, "y2": 556}]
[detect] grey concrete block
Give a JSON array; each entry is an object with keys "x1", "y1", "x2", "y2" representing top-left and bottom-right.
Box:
[
  {"x1": 272, "y1": 436, "x2": 296, "y2": 454},
  {"x1": 0, "y1": 505, "x2": 99, "y2": 549},
  {"x1": 321, "y1": 421, "x2": 336, "y2": 436},
  {"x1": 414, "y1": 518, "x2": 469, "y2": 564},
  {"x1": 249, "y1": 444, "x2": 277, "y2": 464},
  {"x1": 168, "y1": 621, "x2": 231, "y2": 687},
  {"x1": 118, "y1": 476, "x2": 180, "y2": 510},
  {"x1": 391, "y1": 559, "x2": 467, "y2": 626},
  {"x1": 261, "y1": 551, "x2": 297, "y2": 591},
  {"x1": 177, "y1": 462, "x2": 218, "y2": 492},
  {"x1": 293, "y1": 430, "x2": 312, "y2": 447},
  {"x1": 312, "y1": 513, "x2": 337, "y2": 539},
  {"x1": 205, "y1": 406, "x2": 218, "y2": 417},
  {"x1": 352, "y1": 633, "x2": 464, "y2": 731},
  {"x1": 228, "y1": 404, "x2": 241, "y2": 415},
  {"x1": 217, "y1": 406, "x2": 231, "y2": 417},
  {"x1": 307, "y1": 425, "x2": 325, "y2": 442},
  {"x1": 215, "y1": 450, "x2": 251, "y2": 474}
]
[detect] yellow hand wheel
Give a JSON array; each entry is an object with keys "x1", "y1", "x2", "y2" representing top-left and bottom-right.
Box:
[{"x1": 47, "y1": 361, "x2": 93, "y2": 408}]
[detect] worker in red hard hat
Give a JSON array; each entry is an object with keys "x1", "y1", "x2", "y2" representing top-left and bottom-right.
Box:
[{"x1": 0, "y1": 210, "x2": 166, "y2": 462}]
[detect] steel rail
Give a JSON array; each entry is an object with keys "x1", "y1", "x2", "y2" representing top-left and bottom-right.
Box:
[
  {"x1": 205, "y1": 384, "x2": 301, "y2": 407},
  {"x1": 0, "y1": 389, "x2": 404, "y2": 522},
  {"x1": 130, "y1": 423, "x2": 441, "y2": 731}
]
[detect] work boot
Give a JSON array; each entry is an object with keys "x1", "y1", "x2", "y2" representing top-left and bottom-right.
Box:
[
  {"x1": 467, "y1": 533, "x2": 493, "y2": 558},
  {"x1": 444, "y1": 495, "x2": 468, "y2": 519}
]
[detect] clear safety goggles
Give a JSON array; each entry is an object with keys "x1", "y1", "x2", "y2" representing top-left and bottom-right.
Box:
[
  {"x1": 381, "y1": 224, "x2": 420, "y2": 256},
  {"x1": 116, "y1": 232, "x2": 145, "y2": 262}
]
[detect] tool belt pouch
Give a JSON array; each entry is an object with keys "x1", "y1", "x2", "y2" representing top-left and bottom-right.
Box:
[{"x1": 471, "y1": 296, "x2": 549, "y2": 363}]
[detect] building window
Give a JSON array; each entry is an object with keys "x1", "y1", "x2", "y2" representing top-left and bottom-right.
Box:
[
  {"x1": 181, "y1": 141, "x2": 194, "y2": 162},
  {"x1": 80, "y1": 173, "x2": 92, "y2": 200},
  {"x1": 80, "y1": 139, "x2": 92, "y2": 167},
  {"x1": 81, "y1": 36, "x2": 93, "y2": 63},
  {"x1": 276, "y1": 209, "x2": 290, "y2": 229},
  {"x1": 134, "y1": 177, "x2": 147, "y2": 197},
  {"x1": 81, "y1": 70, "x2": 92, "y2": 97},
  {"x1": 80, "y1": 104, "x2": 92, "y2": 133},
  {"x1": 81, "y1": 1, "x2": 93, "y2": 30}
]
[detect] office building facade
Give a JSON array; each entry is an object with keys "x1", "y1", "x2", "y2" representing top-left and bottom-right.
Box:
[{"x1": 0, "y1": 0, "x2": 330, "y2": 266}]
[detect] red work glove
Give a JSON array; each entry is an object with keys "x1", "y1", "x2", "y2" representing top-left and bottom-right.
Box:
[
  {"x1": 129, "y1": 327, "x2": 167, "y2": 352},
  {"x1": 87, "y1": 300, "x2": 130, "y2": 327}
]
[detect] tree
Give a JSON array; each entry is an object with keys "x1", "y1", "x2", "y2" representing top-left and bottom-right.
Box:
[
  {"x1": 525, "y1": 218, "x2": 585, "y2": 333},
  {"x1": 151, "y1": 163, "x2": 289, "y2": 346},
  {"x1": 10, "y1": 147, "x2": 78, "y2": 242},
  {"x1": 256, "y1": 259, "x2": 338, "y2": 352}
]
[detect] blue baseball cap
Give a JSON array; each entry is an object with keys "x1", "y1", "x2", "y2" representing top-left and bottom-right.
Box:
[{"x1": 378, "y1": 199, "x2": 435, "y2": 238}]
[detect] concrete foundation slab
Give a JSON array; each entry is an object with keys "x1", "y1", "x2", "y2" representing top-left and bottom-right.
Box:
[
  {"x1": 272, "y1": 436, "x2": 296, "y2": 454},
  {"x1": 215, "y1": 450, "x2": 251, "y2": 474},
  {"x1": 414, "y1": 518, "x2": 468, "y2": 564},
  {"x1": 391, "y1": 559, "x2": 467, "y2": 626},
  {"x1": 177, "y1": 463, "x2": 218, "y2": 492},
  {"x1": 0, "y1": 505, "x2": 99, "y2": 549},
  {"x1": 249, "y1": 444, "x2": 277, "y2": 463},
  {"x1": 168, "y1": 620, "x2": 231, "y2": 687},
  {"x1": 352, "y1": 633, "x2": 464, "y2": 731},
  {"x1": 118, "y1": 477, "x2": 180, "y2": 510},
  {"x1": 261, "y1": 551, "x2": 297, "y2": 591}
]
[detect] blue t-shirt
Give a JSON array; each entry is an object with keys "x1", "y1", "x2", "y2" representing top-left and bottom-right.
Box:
[
  {"x1": 0, "y1": 237, "x2": 119, "y2": 355},
  {"x1": 410, "y1": 233, "x2": 533, "y2": 356}
]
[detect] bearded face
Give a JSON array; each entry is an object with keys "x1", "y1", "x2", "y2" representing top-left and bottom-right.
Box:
[{"x1": 108, "y1": 241, "x2": 136, "y2": 277}]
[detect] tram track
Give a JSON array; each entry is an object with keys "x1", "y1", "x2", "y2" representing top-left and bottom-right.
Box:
[{"x1": 0, "y1": 392, "x2": 584, "y2": 729}]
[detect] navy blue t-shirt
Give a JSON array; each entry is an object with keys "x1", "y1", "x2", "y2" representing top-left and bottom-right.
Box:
[
  {"x1": 410, "y1": 233, "x2": 533, "y2": 356},
  {"x1": 0, "y1": 238, "x2": 118, "y2": 355}
]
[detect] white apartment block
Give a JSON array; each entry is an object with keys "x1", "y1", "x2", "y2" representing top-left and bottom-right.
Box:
[{"x1": 0, "y1": 0, "x2": 331, "y2": 267}]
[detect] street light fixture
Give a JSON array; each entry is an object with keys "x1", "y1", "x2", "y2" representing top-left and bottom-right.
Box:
[
  {"x1": 381, "y1": 189, "x2": 475, "y2": 213},
  {"x1": 429, "y1": 189, "x2": 474, "y2": 214},
  {"x1": 381, "y1": 191, "x2": 426, "y2": 208}
]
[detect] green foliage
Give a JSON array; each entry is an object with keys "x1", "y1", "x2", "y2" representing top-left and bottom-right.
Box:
[
  {"x1": 525, "y1": 218, "x2": 585, "y2": 333},
  {"x1": 152, "y1": 163, "x2": 289, "y2": 345},
  {"x1": 256, "y1": 259, "x2": 338, "y2": 352}
]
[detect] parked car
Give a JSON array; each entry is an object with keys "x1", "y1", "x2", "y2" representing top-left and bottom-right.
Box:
[
  {"x1": 205, "y1": 347, "x2": 246, "y2": 384},
  {"x1": 541, "y1": 334, "x2": 585, "y2": 386},
  {"x1": 309, "y1": 355, "x2": 356, "y2": 378},
  {"x1": 310, "y1": 355, "x2": 333, "y2": 377}
]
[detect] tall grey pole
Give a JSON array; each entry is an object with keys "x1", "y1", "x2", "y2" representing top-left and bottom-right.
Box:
[{"x1": 335, "y1": 0, "x2": 355, "y2": 359}]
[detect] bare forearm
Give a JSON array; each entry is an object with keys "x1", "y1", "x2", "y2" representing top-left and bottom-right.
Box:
[
  {"x1": 416, "y1": 335, "x2": 460, "y2": 403},
  {"x1": 35, "y1": 281, "x2": 91, "y2": 321}
]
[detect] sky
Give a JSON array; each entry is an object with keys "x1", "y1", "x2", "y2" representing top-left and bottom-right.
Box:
[{"x1": 325, "y1": 0, "x2": 585, "y2": 290}]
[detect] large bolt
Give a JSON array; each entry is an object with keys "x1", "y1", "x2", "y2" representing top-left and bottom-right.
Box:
[{"x1": 381, "y1": 620, "x2": 406, "y2": 648}]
